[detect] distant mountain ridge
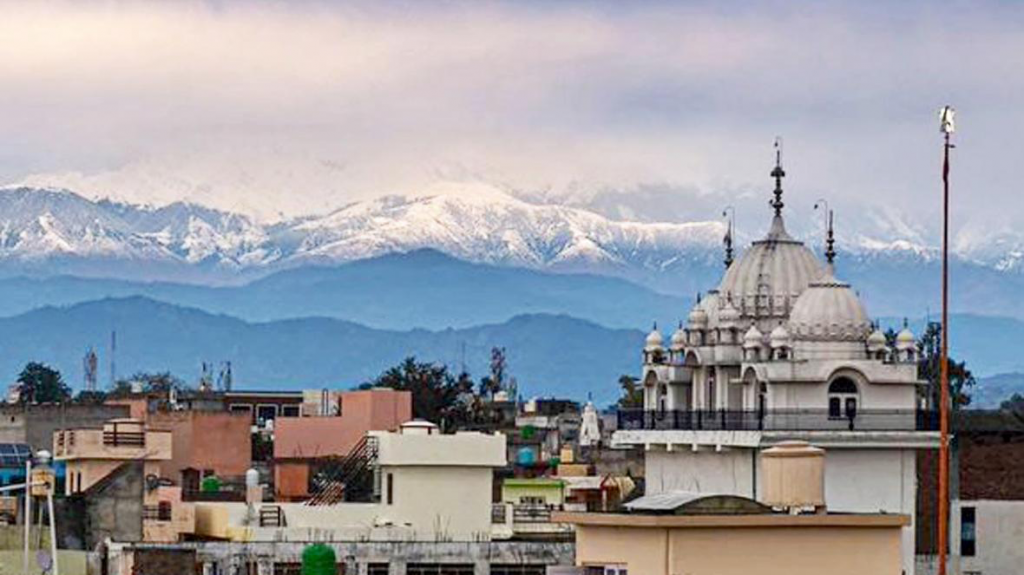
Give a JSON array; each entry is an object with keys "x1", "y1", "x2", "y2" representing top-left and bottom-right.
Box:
[
  {"x1": 0, "y1": 296, "x2": 642, "y2": 404},
  {"x1": 2, "y1": 297, "x2": 1022, "y2": 407}
]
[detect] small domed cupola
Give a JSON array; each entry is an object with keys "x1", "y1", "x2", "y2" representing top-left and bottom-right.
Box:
[
  {"x1": 770, "y1": 324, "x2": 793, "y2": 360},
  {"x1": 743, "y1": 324, "x2": 764, "y2": 348},
  {"x1": 670, "y1": 323, "x2": 687, "y2": 352},
  {"x1": 867, "y1": 327, "x2": 887, "y2": 355},
  {"x1": 895, "y1": 320, "x2": 917, "y2": 362},
  {"x1": 645, "y1": 325, "x2": 664, "y2": 351},
  {"x1": 770, "y1": 324, "x2": 791, "y2": 348},
  {"x1": 687, "y1": 304, "x2": 709, "y2": 330}
]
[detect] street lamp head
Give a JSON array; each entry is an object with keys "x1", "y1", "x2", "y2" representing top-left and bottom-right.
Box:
[{"x1": 939, "y1": 105, "x2": 956, "y2": 134}]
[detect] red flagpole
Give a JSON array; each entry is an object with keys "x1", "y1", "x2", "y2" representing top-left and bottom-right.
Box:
[{"x1": 938, "y1": 116, "x2": 952, "y2": 575}]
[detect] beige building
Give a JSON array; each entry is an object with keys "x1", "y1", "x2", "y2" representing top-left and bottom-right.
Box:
[
  {"x1": 561, "y1": 512, "x2": 908, "y2": 575},
  {"x1": 53, "y1": 418, "x2": 196, "y2": 543},
  {"x1": 559, "y1": 442, "x2": 910, "y2": 575},
  {"x1": 53, "y1": 418, "x2": 171, "y2": 495}
]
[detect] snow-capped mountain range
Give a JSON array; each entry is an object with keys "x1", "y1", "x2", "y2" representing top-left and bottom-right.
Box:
[
  {"x1": 0, "y1": 183, "x2": 726, "y2": 285},
  {"x1": 0, "y1": 180, "x2": 1022, "y2": 296}
]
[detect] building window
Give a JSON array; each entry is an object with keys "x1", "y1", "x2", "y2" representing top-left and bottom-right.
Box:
[
  {"x1": 827, "y1": 378, "x2": 858, "y2": 419},
  {"x1": 519, "y1": 496, "x2": 546, "y2": 506},
  {"x1": 491, "y1": 565, "x2": 546, "y2": 575},
  {"x1": 406, "y1": 564, "x2": 473, "y2": 575},
  {"x1": 256, "y1": 404, "x2": 279, "y2": 427},
  {"x1": 961, "y1": 506, "x2": 976, "y2": 557},
  {"x1": 282, "y1": 405, "x2": 300, "y2": 417},
  {"x1": 386, "y1": 473, "x2": 394, "y2": 505},
  {"x1": 366, "y1": 564, "x2": 389, "y2": 575}
]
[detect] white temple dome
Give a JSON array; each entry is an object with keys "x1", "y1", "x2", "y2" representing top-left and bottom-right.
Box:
[
  {"x1": 788, "y1": 272, "x2": 871, "y2": 341},
  {"x1": 895, "y1": 325, "x2": 916, "y2": 350},
  {"x1": 743, "y1": 324, "x2": 764, "y2": 348},
  {"x1": 718, "y1": 216, "x2": 825, "y2": 312},
  {"x1": 670, "y1": 325, "x2": 687, "y2": 350},
  {"x1": 645, "y1": 327, "x2": 664, "y2": 350},
  {"x1": 770, "y1": 324, "x2": 792, "y2": 348},
  {"x1": 687, "y1": 304, "x2": 709, "y2": 328},
  {"x1": 867, "y1": 328, "x2": 887, "y2": 352}
]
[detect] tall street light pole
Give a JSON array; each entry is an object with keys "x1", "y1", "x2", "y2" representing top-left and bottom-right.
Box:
[{"x1": 938, "y1": 104, "x2": 955, "y2": 575}]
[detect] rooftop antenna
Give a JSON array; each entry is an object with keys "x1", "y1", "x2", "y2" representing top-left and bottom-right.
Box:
[
  {"x1": 770, "y1": 137, "x2": 785, "y2": 216},
  {"x1": 109, "y1": 330, "x2": 117, "y2": 388},
  {"x1": 83, "y1": 347, "x2": 98, "y2": 393},
  {"x1": 722, "y1": 206, "x2": 735, "y2": 268},
  {"x1": 813, "y1": 199, "x2": 835, "y2": 267}
]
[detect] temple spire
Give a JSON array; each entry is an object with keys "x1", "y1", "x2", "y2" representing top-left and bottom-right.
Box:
[
  {"x1": 722, "y1": 206, "x2": 735, "y2": 268},
  {"x1": 825, "y1": 209, "x2": 836, "y2": 265},
  {"x1": 770, "y1": 137, "x2": 785, "y2": 216}
]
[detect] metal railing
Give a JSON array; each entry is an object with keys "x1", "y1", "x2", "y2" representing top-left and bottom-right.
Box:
[
  {"x1": 102, "y1": 431, "x2": 145, "y2": 447},
  {"x1": 142, "y1": 505, "x2": 172, "y2": 521},
  {"x1": 617, "y1": 409, "x2": 939, "y2": 432}
]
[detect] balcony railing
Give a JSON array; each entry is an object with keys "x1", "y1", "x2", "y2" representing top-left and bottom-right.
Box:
[
  {"x1": 617, "y1": 409, "x2": 939, "y2": 432},
  {"x1": 102, "y1": 431, "x2": 146, "y2": 447},
  {"x1": 142, "y1": 505, "x2": 172, "y2": 521}
]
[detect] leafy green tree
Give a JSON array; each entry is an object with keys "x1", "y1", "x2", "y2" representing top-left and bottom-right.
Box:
[
  {"x1": 617, "y1": 375, "x2": 643, "y2": 409},
  {"x1": 917, "y1": 322, "x2": 975, "y2": 409},
  {"x1": 1000, "y1": 393, "x2": 1024, "y2": 416},
  {"x1": 16, "y1": 362, "x2": 71, "y2": 404},
  {"x1": 111, "y1": 371, "x2": 190, "y2": 397},
  {"x1": 362, "y1": 357, "x2": 476, "y2": 432}
]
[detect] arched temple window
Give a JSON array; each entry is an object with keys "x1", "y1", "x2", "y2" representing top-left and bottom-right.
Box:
[{"x1": 828, "y1": 377, "x2": 859, "y2": 419}]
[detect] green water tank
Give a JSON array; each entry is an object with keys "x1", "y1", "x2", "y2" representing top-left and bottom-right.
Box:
[
  {"x1": 200, "y1": 475, "x2": 221, "y2": 493},
  {"x1": 302, "y1": 543, "x2": 337, "y2": 575}
]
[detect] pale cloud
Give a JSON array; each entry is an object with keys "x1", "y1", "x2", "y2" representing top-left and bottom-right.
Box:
[{"x1": 0, "y1": 1, "x2": 1022, "y2": 226}]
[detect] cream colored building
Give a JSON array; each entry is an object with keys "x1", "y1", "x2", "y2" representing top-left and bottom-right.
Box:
[
  {"x1": 562, "y1": 511, "x2": 908, "y2": 575},
  {"x1": 194, "y1": 420, "x2": 507, "y2": 542},
  {"x1": 618, "y1": 154, "x2": 938, "y2": 573},
  {"x1": 53, "y1": 418, "x2": 196, "y2": 543},
  {"x1": 559, "y1": 441, "x2": 908, "y2": 575}
]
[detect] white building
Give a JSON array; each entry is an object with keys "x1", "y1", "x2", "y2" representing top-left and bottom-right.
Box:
[
  {"x1": 194, "y1": 420, "x2": 507, "y2": 543},
  {"x1": 615, "y1": 154, "x2": 939, "y2": 574}
]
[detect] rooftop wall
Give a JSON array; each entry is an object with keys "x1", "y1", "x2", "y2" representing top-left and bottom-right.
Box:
[
  {"x1": 0, "y1": 404, "x2": 130, "y2": 452},
  {"x1": 148, "y1": 411, "x2": 252, "y2": 481},
  {"x1": 274, "y1": 389, "x2": 411, "y2": 459},
  {"x1": 374, "y1": 431, "x2": 507, "y2": 468}
]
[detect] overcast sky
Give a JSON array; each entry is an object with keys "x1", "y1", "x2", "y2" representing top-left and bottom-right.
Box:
[{"x1": 1, "y1": 1, "x2": 1021, "y2": 231}]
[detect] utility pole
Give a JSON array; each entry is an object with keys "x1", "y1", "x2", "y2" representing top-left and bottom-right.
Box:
[{"x1": 938, "y1": 105, "x2": 955, "y2": 575}]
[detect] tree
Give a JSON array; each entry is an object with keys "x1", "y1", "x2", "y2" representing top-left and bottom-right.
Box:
[
  {"x1": 1000, "y1": 393, "x2": 1024, "y2": 416},
  {"x1": 362, "y1": 357, "x2": 476, "y2": 432},
  {"x1": 617, "y1": 375, "x2": 643, "y2": 409},
  {"x1": 110, "y1": 371, "x2": 190, "y2": 397},
  {"x1": 16, "y1": 362, "x2": 70, "y2": 404},
  {"x1": 478, "y1": 347, "x2": 507, "y2": 399},
  {"x1": 917, "y1": 321, "x2": 976, "y2": 409}
]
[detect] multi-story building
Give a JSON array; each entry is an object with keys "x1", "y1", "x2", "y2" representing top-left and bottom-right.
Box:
[{"x1": 615, "y1": 156, "x2": 939, "y2": 574}]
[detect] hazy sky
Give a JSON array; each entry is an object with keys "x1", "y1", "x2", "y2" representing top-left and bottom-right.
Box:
[{"x1": 1, "y1": 1, "x2": 1022, "y2": 230}]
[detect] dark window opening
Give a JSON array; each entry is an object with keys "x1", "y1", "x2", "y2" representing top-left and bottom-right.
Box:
[
  {"x1": 961, "y1": 506, "x2": 976, "y2": 557},
  {"x1": 406, "y1": 564, "x2": 474, "y2": 575},
  {"x1": 386, "y1": 473, "x2": 394, "y2": 505}
]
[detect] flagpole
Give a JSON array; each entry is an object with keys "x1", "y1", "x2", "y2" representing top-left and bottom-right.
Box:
[{"x1": 938, "y1": 105, "x2": 954, "y2": 575}]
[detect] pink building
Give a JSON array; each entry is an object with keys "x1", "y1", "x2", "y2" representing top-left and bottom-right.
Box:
[{"x1": 273, "y1": 388, "x2": 412, "y2": 501}]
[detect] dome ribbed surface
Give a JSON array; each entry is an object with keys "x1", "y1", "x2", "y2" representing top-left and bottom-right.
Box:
[
  {"x1": 718, "y1": 216, "x2": 825, "y2": 312},
  {"x1": 788, "y1": 272, "x2": 870, "y2": 341}
]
